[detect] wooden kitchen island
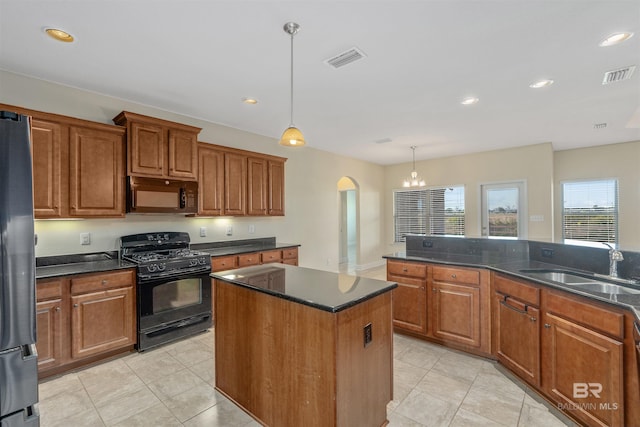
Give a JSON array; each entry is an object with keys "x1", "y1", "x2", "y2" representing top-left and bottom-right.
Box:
[{"x1": 211, "y1": 264, "x2": 397, "y2": 427}]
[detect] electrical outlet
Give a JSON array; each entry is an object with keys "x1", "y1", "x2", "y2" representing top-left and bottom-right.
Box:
[
  {"x1": 541, "y1": 248, "x2": 554, "y2": 258},
  {"x1": 80, "y1": 232, "x2": 91, "y2": 245},
  {"x1": 422, "y1": 240, "x2": 434, "y2": 248},
  {"x1": 199, "y1": 227, "x2": 207, "y2": 237},
  {"x1": 363, "y1": 323, "x2": 372, "y2": 347},
  {"x1": 226, "y1": 225, "x2": 233, "y2": 236}
]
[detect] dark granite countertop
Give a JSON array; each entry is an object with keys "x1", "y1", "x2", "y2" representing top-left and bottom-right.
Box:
[
  {"x1": 36, "y1": 252, "x2": 135, "y2": 280},
  {"x1": 196, "y1": 242, "x2": 300, "y2": 257},
  {"x1": 384, "y1": 251, "x2": 640, "y2": 321},
  {"x1": 211, "y1": 263, "x2": 397, "y2": 313}
]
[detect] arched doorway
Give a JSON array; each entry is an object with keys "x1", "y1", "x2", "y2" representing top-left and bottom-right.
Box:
[{"x1": 337, "y1": 177, "x2": 359, "y2": 273}]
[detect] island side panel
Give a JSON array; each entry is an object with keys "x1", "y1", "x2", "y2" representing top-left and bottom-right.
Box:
[
  {"x1": 336, "y1": 291, "x2": 393, "y2": 427},
  {"x1": 214, "y1": 279, "x2": 337, "y2": 426}
]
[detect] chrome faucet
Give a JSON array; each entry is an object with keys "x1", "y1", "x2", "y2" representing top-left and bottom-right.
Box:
[{"x1": 603, "y1": 243, "x2": 623, "y2": 278}]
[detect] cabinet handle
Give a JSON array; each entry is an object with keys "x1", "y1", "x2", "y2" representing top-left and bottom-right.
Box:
[
  {"x1": 530, "y1": 317, "x2": 537, "y2": 322},
  {"x1": 420, "y1": 286, "x2": 425, "y2": 290},
  {"x1": 402, "y1": 268, "x2": 408, "y2": 272},
  {"x1": 73, "y1": 303, "x2": 79, "y2": 308},
  {"x1": 451, "y1": 274, "x2": 457, "y2": 278},
  {"x1": 102, "y1": 280, "x2": 108, "y2": 285},
  {"x1": 499, "y1": 297, "x2": 528, "y2": 315},
  {"x1": 544, "y1": 323, "x2": 551, "y2": 329},
  {"x1": 55, "y1": 306, "x2": 61, "y2": 312},
  {"x1": 432, "y1": 288, "x2": 437, "y2": 293}
]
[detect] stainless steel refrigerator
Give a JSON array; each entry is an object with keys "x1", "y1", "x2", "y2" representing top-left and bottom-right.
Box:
[{"x1": 0, "y1": 111, "x2": 40, "y2": 427}]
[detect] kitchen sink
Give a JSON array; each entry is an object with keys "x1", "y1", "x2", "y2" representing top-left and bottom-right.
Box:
[
  {"x1": 520, "y1": 268, "x2": 640, "y2": 295},
  {"x1": 519, "y1": 269, "x2": 601, "y2": 284},
  {"x1": 569, "y1": 282, "x2": 640, "y2": 295}
]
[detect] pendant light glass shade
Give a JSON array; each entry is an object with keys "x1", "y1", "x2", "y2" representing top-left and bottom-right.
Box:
[
  {"x1": 279, "y1": 22, "x2": 306, "y2": 147},
  {"x1": 280, "y1": 126, "x2": 306, "y2": 147},
  {"x1": 402, "y1": 146, "x2": 426, "y2": 187}
]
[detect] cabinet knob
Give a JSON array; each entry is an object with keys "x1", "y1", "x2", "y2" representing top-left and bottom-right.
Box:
[
  {"x1": 74, "y1": 303, "x2": 79, "y2": 308},
  {"x1": 544, "y1": 323, "x2": 551, "y2": 328},
  {"x1": 102, "y1": 280, "x2": 108, "y2": 285},
  {"x1": 451, "y1": 274, "x2": 457, "y2": 278},
  {"x1": 432, "y1": 288, "x2": 437, "y2": 293},
  {"x1": 402, "y1": 268, "x2": 408, "y2": 272},
  {"x1": 530, "y1": 317, "x2": 537, "y2": 322},
  {"x1": 55, "y1": 306, "x2": 61, "y2": 312}
]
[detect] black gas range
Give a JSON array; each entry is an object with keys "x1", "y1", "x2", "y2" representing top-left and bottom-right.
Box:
[{"x1": 120, "y1": 232, "x2": 212, "y2": 351}]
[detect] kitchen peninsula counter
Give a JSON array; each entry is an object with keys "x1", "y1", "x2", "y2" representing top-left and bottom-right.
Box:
[{"x1": 211, "y1": 264, "x2": 396, "y2": 427}]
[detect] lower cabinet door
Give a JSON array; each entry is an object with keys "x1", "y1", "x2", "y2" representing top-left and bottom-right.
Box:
[
  {"x1": 431, "y1": 282, "x2": 480, "y2": 348},
  {"x1": 35, "y1": 298, "x2": 64, "y2": 371},
  {"x1": 495, "y1": 294, "x2": 540, "y2": 386},
  {"x1": 388, "y1": 275, "x2": 427, "y2": 335},
  {"x1": 542, "y1": 312, "x2": 623, "y2": 427},
  {"x1": 71, "y1": 286, "x2": 135, "y2": 359}
]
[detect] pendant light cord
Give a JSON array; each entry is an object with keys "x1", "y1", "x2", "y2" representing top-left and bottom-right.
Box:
[{"x1": 289, "y1": 31, "x2": 295, "y2": 127}]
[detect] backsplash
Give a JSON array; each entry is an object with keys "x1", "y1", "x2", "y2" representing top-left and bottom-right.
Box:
[{"x1": 405, "y1": 235, "x2": 640, "y2": 281}]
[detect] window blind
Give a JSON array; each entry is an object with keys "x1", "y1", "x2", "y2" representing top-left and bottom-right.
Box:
[
  {"x1": 394, "y1": 187, "x2": 465, "y2": 242},
  {"x1": 562, "y1": 179, "x2": 618, "y2": 245}
]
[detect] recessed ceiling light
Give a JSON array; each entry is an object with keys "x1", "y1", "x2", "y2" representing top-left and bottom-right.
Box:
[
  {"x1": 44, "y1": 28, "x2": 74, "y2": 43},
  {"x1": 242, "y1": 98, "x2": 258, "y2": 105},
  {"x1": 599, "y1": 32, "x2": 634, "y2": 47},
  {"x1": 461, "y1": 97, "x2": 479, "y2": 105},
  {"x1": 529, "y1": 79, "x2": 554, "y2": 89}
]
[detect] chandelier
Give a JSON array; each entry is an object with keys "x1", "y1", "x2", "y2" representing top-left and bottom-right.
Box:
[{"x1": 403, "y1": 146, "x2": 425, "y2": 187}]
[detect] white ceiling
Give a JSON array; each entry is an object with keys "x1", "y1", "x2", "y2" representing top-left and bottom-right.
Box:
[{"x1": 1, "y1": 0, "x2": 639, "y2": 165}]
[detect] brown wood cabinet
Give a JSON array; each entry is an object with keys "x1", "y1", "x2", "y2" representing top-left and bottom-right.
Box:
[
  {"x1": 35, "y1": 269, "x2": 136, "y2": 378},
  {"x1": 35, "y1": 278, "x2": 65, "y2": 372},
  {"x1": 386, "y1": 260, "x2": 428, "y2": 336},
  {"x1": 492, "y1": 273, "x2": 541, "y2": 387},
  {"x1": 282, "y1": 247, "x2": 298, "y2": 265},
  {"x1": 198, "y1": 144, "x2": 225, "y2": 216},
  {"x1": 430, "y1": 265, "x2": 490, "y2": 353},
  {"x1": 113, "y1": 111, "x2": 201, "y2": 180},
  {"x1": 197, "y1": 142, "x2": 286, "y2": 217},
  {"x1": 211, "y1": 247, "x2": 299, "y2": 272},
  {"x1": 0, "y1": 104, "x2": 126, "y2": 218},
  {"x1": 541, "y1": 290, "x2": 624, "y2": 427}
]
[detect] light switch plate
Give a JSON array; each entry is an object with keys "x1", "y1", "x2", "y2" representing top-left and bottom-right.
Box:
[
  {"x1": 226, "y1": 225, "x2": 233, "y2": 236},
  {"x1": 200, "y1": 227, "x2": 207, "y2": 237},
  {"x1": 80, "y1": 232, "x2": 91, "y2": 245}
]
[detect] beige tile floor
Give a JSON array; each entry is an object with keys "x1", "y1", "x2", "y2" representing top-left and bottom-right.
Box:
[{"x1": 38, "y1": 266, "x2": 576, "y2": 427}]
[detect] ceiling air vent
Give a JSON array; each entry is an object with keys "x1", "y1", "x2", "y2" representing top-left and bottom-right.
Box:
[
  {"x1": 325, "y1": 47, "x2": 366, "y2": 69},
  {"x1": 602, "y1": 65, "x2": 636, "y2": 85}
]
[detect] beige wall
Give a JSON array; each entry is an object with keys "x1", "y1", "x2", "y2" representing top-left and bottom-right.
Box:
[
  {"x1": 1, "y1": 71, "x2": 386, "y2": 271},
  {"x1": 4, "y1": 70, "x2": 639, "y2": 265},
  {"x1": 554, "y1": 141, "x2": 640, "y2": 250},
  {"x1": 383, "y1": 143, "x2": 555, "y2": 251}
]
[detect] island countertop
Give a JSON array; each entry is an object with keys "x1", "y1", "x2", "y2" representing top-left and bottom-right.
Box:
[{"x1": 211, "y1": 263, "x2": 397, "y2": 313}]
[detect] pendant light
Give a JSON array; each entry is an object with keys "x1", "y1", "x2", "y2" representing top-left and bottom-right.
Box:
[
  {"x1": 403, "y1": 146, "x2": 426, "y2": 187},
  {"x1": 279, "y1": 22, "x2": 306, "y2": 147}
]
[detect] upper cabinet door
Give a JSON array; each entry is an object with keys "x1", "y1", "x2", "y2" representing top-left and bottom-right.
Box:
[
  {"x1": 224, "y1": 152, "x2": 247, "y2": 216},
  {"x1": 268, "y1": 160, "x2": 285, "y2": 216},
  {"x1": 31, "y1": 119, "x2": 68, "y2": 218},
  {"x1": 68, "y1": 126, "x2": 125, "y2": 217},
  {"x1": 168, "y1": 128, "x2": 198, "y2": 179},
  {"x1": 129, "y1": 121, "x2": 165, "y2": 177},
  {"x1": 198, "y1": 144, "x2": 224, "y2": 216},
  {"x1": 247, "y1": 157, "x2": 268, "y2": 216}
]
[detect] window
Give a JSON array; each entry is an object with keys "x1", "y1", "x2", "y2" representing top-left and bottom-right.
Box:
[
  {"x1": 562, "y1": 179, "x2": 618, "y2": 247},
  {"x1": 394, "y1": 186, "x2": 465, "y2": 242},
  {"x1": 480, "y1": 182, "x2": 526, "y2": 239}
]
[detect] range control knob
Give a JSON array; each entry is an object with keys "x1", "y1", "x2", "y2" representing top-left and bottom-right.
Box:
[
  {"x1": 198, "y1": 258, "x2": 206, "y2": 265},
  {"x1": 148, "y1": 264, "x2": 157, "y2": 272},
  {"x1": 157, "y1": 263, "x2": 166, "y2": 271}
]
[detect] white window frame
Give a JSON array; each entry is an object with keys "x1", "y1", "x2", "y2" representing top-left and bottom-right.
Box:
[
  {"x1": 393, "y1": 186, "x2": 465, "y2": 242},
  {"x1": 561, "y1": 179, "x2": 618, "y2": 248}
]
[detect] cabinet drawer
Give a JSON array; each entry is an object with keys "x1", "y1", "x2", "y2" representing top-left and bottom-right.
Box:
[
  {"x1": 544, "y1": 290, "x2": 624, "y2": 339},
  {"x1": 261, "y1": 250, "x2": 282, "y2": 264},
  {"x1": 282, "y1": 247, "x2": 298, "y2": 260},
  {"x1": 238, "y1": 253, "x2": 260, "y2": 267},
  {"x1": 211, "y1": 255, "x2": 238, "y2": 272},
  {"x1": 494, "y1": 273, "x2": 540, "y2": 306},
  {"x1": 71, "y1": 270, "x2": 135, "y2": 295},
  {"x1": 432, "y1": 265, "x2": 479, "y2": 285},
  {"x1": 387, "y1": 260, "x2": 427, "y2": 278},
  {"x1": 37, "y1": 279, "x2": 63, "y2": 300}
]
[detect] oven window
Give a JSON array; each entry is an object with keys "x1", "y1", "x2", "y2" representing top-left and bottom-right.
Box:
[{"x1": 152, "y1": 278, "x2": 202, "y2": 314}]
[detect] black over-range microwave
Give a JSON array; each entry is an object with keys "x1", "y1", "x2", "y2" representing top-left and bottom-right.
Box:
[{"x1": 127, "y1": 176, "x2": 198, "y2": 214}]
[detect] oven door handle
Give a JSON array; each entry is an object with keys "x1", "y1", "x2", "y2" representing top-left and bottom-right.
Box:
[{"x1": 137, "y1": 268, "x2": 211, "y2": 283}]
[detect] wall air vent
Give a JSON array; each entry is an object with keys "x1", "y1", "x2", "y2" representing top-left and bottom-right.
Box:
[
  {"x1": 375, "y1": 138, "x2": 393, "y2": 144},
  {"x1": 325, "y1": 47, "x2": 367, "y2": 69},
  {"x1": 593, "y1": 123, "x2": 607, "y2": 129},
  {"x1": 602, "y1": 65, "x2": 636, "y2": 85}
]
